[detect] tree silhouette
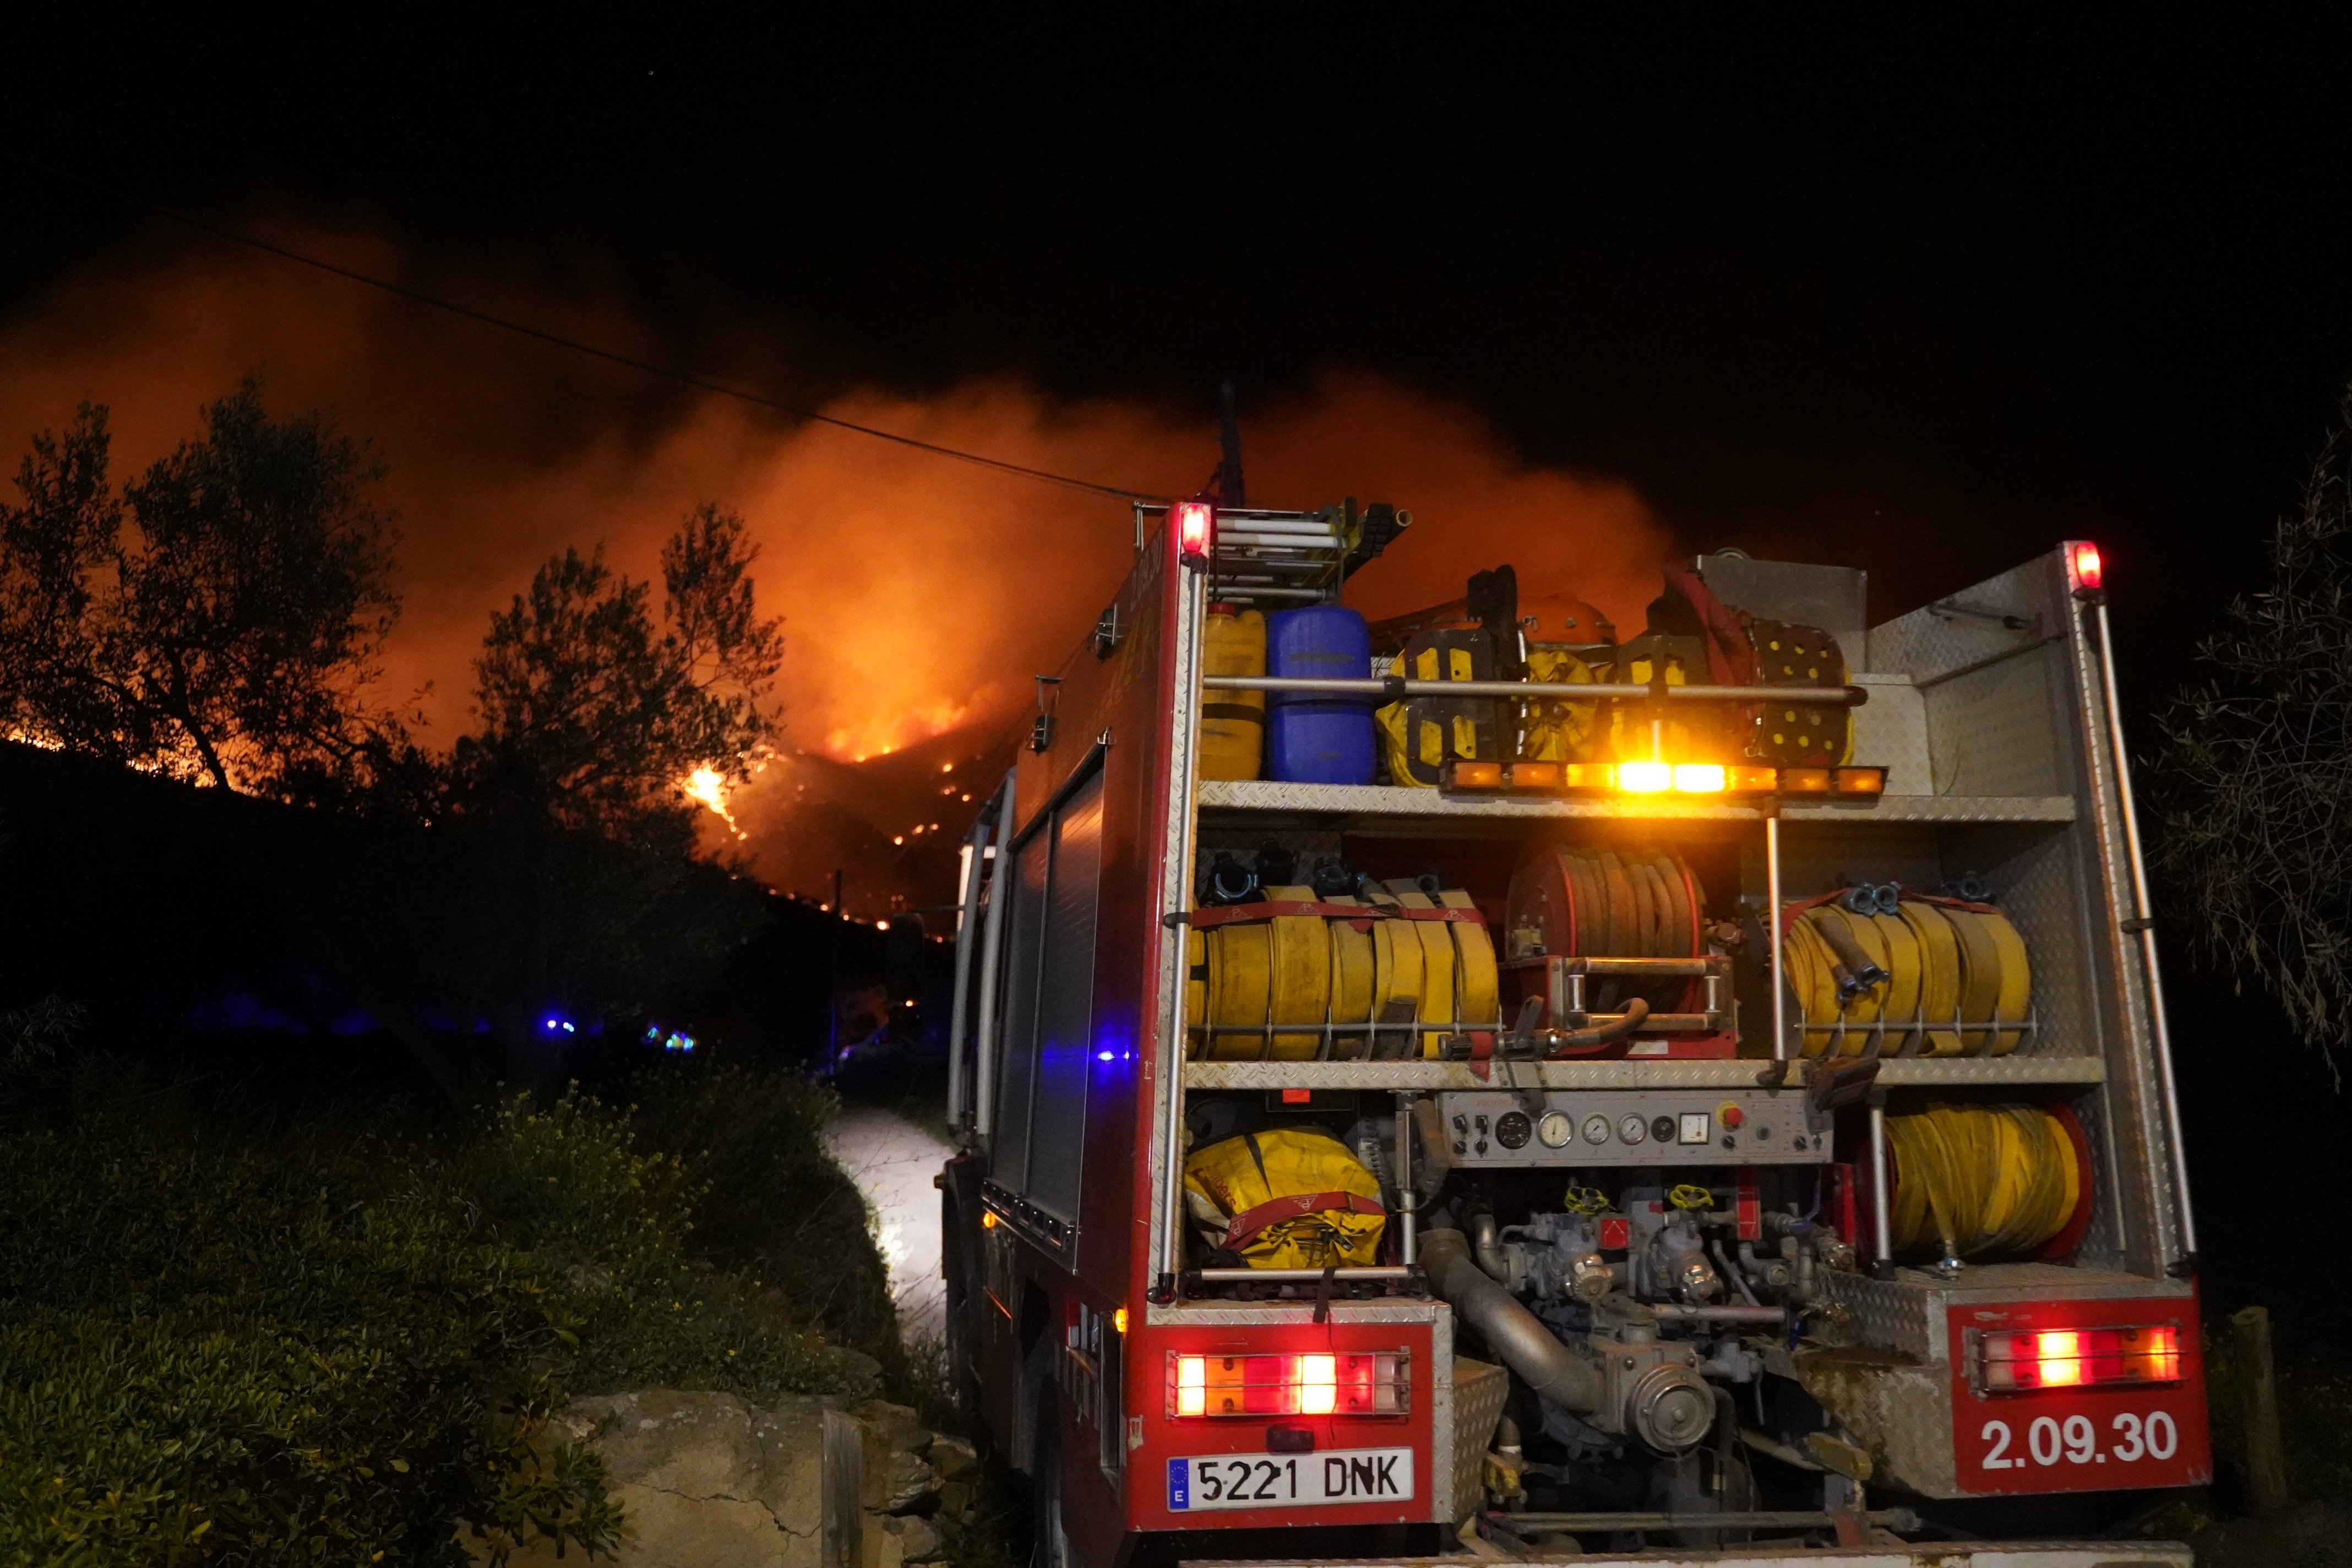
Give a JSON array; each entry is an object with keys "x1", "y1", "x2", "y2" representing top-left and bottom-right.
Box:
[
  {"x1": 454, "y1": 503, "x2": 783, "y2": 853},
  {"x1": 2154, "y1": 390, "x2": 2352, "y2": 1087},
  {"x1": 0, "y1": 382, "x2": 404, "y2": 799}
]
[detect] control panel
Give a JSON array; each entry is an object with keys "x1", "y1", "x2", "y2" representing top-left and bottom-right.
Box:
[{"x1": 1429, "y1": 1091, "x2": 1833, "y2": 1168}]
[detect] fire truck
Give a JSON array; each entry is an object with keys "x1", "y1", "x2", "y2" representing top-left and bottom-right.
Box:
[{"x1": 937, "y1": 498, "x2": 2206, "y2": 1566}]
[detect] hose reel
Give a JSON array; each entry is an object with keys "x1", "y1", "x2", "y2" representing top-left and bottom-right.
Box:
[{"x1": 1886, "y1": 1102, "x2": 2093, "y2": 1262}]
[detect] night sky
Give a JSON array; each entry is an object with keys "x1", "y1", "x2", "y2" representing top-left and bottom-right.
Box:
[{"x1": 8, "y1": 15, "x2": 2351, "y2": 1327}]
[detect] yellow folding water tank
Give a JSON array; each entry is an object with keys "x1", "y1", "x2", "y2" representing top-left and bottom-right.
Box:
[{"x1": 1199, "y1": 605, "x2": 1266, "y2": 780}]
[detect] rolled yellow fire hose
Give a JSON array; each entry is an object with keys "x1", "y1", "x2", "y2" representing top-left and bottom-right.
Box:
[
  {"x1": 1265, "y1": 884, "x2": 1332, "y2": 1057},
  {"x1": 1365, "y1": 888, "x2": 1424, "y2": 1057},
  {"x1": 1440, "y1": 885, "x2": 1501, "y2": 1053},
  {"x1": 1191, "y1": 884, "x2": 1499, "y2": 1060},
  {"x1": 1887, "y1": 1103, "x2": 2080, "y2": 1259},
  {"x1": 1870, "y1": 910, "x2": 1923, "y2": 1055},
  {"x1": 1896, "y1": 900, "x2": 1965, "y2": 1057},
  {"x1": 1325, "y1": 892, "x2": 1375, "y2": 1059},
  {"x1": 1382, "y1": 879, "x2": 1460, "y2": 1057},
  {"x1": 1788, "y1": 897, "x2": 2031, "y2": 1060}
]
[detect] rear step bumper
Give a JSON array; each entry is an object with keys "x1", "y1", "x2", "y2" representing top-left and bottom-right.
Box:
[{"x1": 1183, "y1": 1545, "x2": 2191, "y2": 1567}]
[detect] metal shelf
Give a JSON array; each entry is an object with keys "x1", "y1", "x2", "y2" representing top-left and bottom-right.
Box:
[
  {"x1": 1183, "y1": 1056, "x2": 2105, "y2": 1091},
  {"x1": 1194, "y1": 779, "x2": 2076, "y2": 827}
]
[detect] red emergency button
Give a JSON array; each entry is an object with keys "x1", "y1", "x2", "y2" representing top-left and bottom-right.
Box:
[{"x1": 1717, "y1": 1102, "x2": 1745, "y2": 1130}]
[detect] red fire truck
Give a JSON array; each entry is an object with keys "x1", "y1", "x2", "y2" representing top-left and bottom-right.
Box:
[{"x1": 938, "y1": 500, "x2": 2205, "y2": 1565}]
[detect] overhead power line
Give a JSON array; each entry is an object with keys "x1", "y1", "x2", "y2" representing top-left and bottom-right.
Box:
[{"x1": 21, "y1": 159, "x2": 1169, "y2": 503}]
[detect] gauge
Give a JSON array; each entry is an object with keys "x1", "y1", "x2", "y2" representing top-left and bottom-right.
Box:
[
  {"x1": 1618, "y1": 1113, "x2": 1648, "y2": 1145},
  {"x1": 1651, "y1": 1115, "x2": 1678, "y2": 1144},
  {"x1": 1496, "y1": 1111, "x2": 1532, "y2": 1150},
  {"x1": 1582, "y1": 1113, "x2": 1611, "y2": 1145},
  {"x1": 1538, "y1": 1111, "x2": 1574, "y2": 1148}
]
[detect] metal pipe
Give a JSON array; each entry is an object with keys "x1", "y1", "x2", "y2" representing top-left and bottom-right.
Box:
[
  {"x1": 1204, "y1": 675, "x2": 1866, "y2": 705},
  {"x1": 1394, "y1": 1092, "x2": 1418, "y2": 1266},
  {"x1": 1157, "y1": 564, "x2": 1211, "y2": 1289},
  {"x1": 2092, "y1": 595, "x2": 2199, "y2": 1265},
  {"x1": 1184, "y1": 1010, "x2": 1714, "y2": 1038},
  {"x1": 1869, "y1": 1098, "x2": 1895, "y2": 1267},
  {"x1": 1650, "y1": 1303, "x2": 1788, "y2": 1324},
  {"x1": 1193, "y1": 1267, "x2": 1414, "y2": 1282},
  {"x1": 1500, "y1": 1508, "x2": 1919, "y2": 1534},
  {"x1": 1420, "y1": 1229, "x2": 1604, "y2": 1413},
  {"x1": 943, "y1": 821, "x2": 990, "y2": 1136},
  {"x1": 1708, "y1": 1239, "x2": 1761, "y2": 1306},
  {"x1": 971, "y1": 780, "x2": 1017, "y2": 1139},
  {"x1": 1470, "y1": 1211, "x2": 1510, "y2": 1281},
  {"x1": 1767, "y1": 811, "x2": 1788, "y2": 1062},
  {"x1": 1202, "y1": 586, "x2": 1331, "y2": 599}
]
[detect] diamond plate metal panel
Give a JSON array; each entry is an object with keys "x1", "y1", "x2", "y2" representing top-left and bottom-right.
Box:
[
  {"x1": 1870, "y1": 554, "x2": 2068, "y2": 688},
  {"x1": 1146, "y1": 1300, "x2": 1449, "y2": 1327},
  {"x1": 1823, "y1": 1270, "x2": 1937, "y2": 1361},
  {"x1": 2079, "y1": 1088, "x2": 2131, "y2": 1271},
  {"x1": 1195, "y1": 778, "x2": 2074, "y2": 825},
  {"x1": 1849, "y1": 672, "x2": 1935, "y2": 795},
  {"x1": 1182, "y1": 1057, "x2": 2103, "y2": 1091},
  {"x1": 1450, "y1": 1357, "x2": 1510, "y2": 1518},
  {"x1": 1923, "y1": 652, "x2": 2071, "y2": 798},
  {"x1": 1871, "y1": 555, "x2": 2075, "y2": 800}
]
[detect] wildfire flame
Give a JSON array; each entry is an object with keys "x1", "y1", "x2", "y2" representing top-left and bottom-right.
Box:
[
  {"x1": 683, "y1": 766, "x2": 747, "y2": 837},
  {"x1": 826, "y1": 698, "x2": 977, "y2": 765}
]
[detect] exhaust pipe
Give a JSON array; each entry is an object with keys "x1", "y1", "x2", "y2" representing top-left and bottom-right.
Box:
[
  {"x1": 1424, "y1": 1227, "x2": 1716, "y2": 1453},
  {"x1": 1422, "y1": 1227, "x2": 1603, "y2": 1413}
]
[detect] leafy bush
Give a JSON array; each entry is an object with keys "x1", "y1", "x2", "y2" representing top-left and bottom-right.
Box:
[
  {"x1": 0, "y1": 1077, "x2": 882, "y2": 1566},
  {"x1": 626, "y1": 1066, "x2": 903, "y2": 1375}
]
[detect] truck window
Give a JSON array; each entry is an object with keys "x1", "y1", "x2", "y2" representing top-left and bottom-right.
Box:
[
  {"x1": 990, "y1": 764, "x2": 1106, "y2": 1224},
  {"x1": 1027, "y1": 771, "x2": 1105, "y2": 1223}
]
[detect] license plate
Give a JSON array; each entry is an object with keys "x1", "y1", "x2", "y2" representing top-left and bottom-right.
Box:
[{"x1": 1166, "y1": 1448, "x2": 1414, "y2": 1512}]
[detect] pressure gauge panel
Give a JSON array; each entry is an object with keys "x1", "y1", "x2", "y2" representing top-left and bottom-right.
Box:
[{"x1": 1431, "y1": 1090, "x2": 1833, "y2": 1168}]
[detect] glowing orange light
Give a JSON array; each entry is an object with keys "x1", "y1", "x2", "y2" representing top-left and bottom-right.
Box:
[
  {"x1": 1673, "y1": 763, "x2": 1726, "y2": 793},
  {"x1": 1112, "y1": 1307, "x2": 1128, "y2": 1335},
  {"x1": 2034, "y1": 1330, "x2": 2084, "y2": 1387},
  {"x1": 1175, "y1": 1355, "x2": 1207, "y2": 1416},
  {"x1": 2071, "y1": 540, "x2": 2103, "y2": 592},
  {"x1": 1298, "y1": 1354, "x2": 1337, "y2": 1414},
  {"x1": 1617, "y1": 761, "x2": 1671, "y2": 793},
  {"x1": 1831, "y1": 765, "x2": 1887, "y2": 797},
  {"x1": 980, "y1": 1210, "x2": 998, "y2": 1229}
]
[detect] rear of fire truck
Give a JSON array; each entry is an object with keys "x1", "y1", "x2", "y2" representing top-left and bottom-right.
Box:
[{"x1": 939, "y1": 498, "x2": 2204, "y2": 1567}]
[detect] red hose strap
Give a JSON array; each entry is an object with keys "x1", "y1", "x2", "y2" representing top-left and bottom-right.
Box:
[
  {"x1": 1189, "y1": 902, "x2": 1481, "y2": 928},
  {"x1": 1222, "y1": 1191, "x2": 1387, "y2": 1248}
]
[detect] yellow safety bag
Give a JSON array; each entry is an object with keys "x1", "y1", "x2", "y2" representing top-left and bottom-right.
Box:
[
  {"x1": 1521, "y1": 646, "x2": 1597, "y2": 763},
  {"x1": 1184, "y1": 1129, "x2": 1387, "y2": 1269}
]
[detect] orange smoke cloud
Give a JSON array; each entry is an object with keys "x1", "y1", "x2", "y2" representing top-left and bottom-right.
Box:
[{"x1": 0, "y1": 229, "x2": 1674, "y2": 902}]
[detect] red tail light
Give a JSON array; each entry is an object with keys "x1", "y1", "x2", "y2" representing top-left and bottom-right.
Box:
[
  {"x1": 2068, "y1": 540, "x2": 2103, "y2": 594},
  {"x1": 1175, "y1": 500, "x2": 1215, "y2": 563},
  {"x1": 1167, "y1": 1351, "x2": 1409, "y2": 1417},
  {"x1": 1979, "y1": 1324, "x2": 2180, "y2": 1393}
]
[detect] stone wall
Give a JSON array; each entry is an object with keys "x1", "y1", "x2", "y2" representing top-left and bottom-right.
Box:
[{"x1": 472, "y1": 1390, "x2": 980, "y2": 1568}]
